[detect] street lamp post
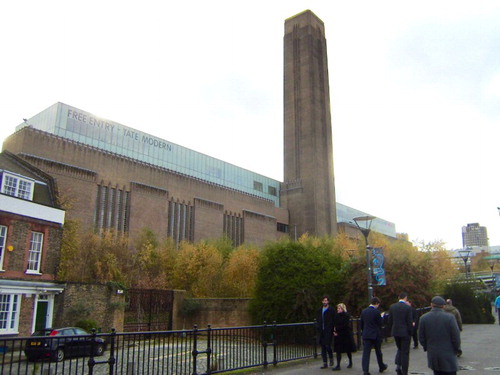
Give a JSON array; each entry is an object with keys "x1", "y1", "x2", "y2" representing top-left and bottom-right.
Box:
[
  {"x1": 487, "y1": 259, "x2": 497, "y2": 276},
  {"x1": 458, "y1": 248, "x2": 472, "y2": 277},
  {"x1": 353, "y1": 215, "x2": 376, "y2": 303}
]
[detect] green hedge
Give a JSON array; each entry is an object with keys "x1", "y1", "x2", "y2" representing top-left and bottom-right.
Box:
[{"x1": 443, "y1": 281, "x2": 495, "y2": 324}]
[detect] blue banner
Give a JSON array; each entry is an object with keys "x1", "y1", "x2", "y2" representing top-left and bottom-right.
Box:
[{"x1": 372, "y1": 247, "x2": 386, "y2": 286}]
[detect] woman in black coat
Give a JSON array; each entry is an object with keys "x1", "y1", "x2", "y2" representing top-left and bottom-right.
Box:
[{"x1": 332, "y1": 303, "x2": 356, "y2": 370}]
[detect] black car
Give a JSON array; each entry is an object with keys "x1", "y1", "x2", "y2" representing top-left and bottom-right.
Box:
[{"x1": 24, "y1": 327, "x2": 106, "y2": 362}]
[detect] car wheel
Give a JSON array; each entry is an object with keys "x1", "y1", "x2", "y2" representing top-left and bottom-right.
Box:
[
  {"x1": 54, "y1": 348, "x2": 65, "y2": 362},
  {"x1": 95, "y1": 343, "x2": 105, "y2": 356}
]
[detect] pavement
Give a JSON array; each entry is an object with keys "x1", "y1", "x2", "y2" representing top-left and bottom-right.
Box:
[{"x1": 244, "y1": 321, "x2": 500, "y2": 375}]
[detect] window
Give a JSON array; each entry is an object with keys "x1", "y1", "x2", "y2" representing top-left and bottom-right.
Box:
[
  {"x1": 27, "y1": 232, "x2": 43, "y2": 274},
  {"x1": 94, "y1": 184, "x2": 130, "y2": 233},
  {"x1": 277, "y1": 223, "x2": 289, "y2": 233},
  {"x1": 0, "y1": 225, "x2": 6, "y2": 270},
  {"x1": 18, "y1": 179, "x2": 33, "y2": 200},
  {"x1": 253, "y1": 181, "x2": 263, "y2": 192},
  {"x1": 167, "y1": 199, "x2": 194, "y2": 246},
  {"x1": 268, "y1": 186, "x2": 277, "y2": 196},
  {"x1": 0, "y1": 172, "x2": 34, "y2": 200},
  {"x1": 0, "y1": 294, "x2": 20, "y2": 334},
  {"x1": 223, "y1": 212, "x2": 243, "y2": 247}
]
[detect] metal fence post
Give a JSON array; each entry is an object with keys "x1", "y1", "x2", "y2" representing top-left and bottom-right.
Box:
[
  {"x1": 206, "y1": 324, "x2": 213, "y2": 374},
  {"x1": 272, "y1": 321, "x2": 277, "y2": 367},
  {"x1": 192, "y1": 324, "x2": 199, "y2": 375},
  {"x1": 88, "y1": 328, "x2": 97, "y2": 375},
  {"x1": 313, "y1": 319, "x2": 319, "y2": 358},
  {"x1": 108, "y1": 328, "x2": 116, "y2": 375},
  {"x1": 262, "y1": 321, "x2": 268, "y2": 368}
]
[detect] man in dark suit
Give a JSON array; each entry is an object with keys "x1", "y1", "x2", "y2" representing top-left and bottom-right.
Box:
[
  {"x1": 316, "y1": 295, "x2": 335, "y2": 369},
  {"x1": 388, "y1": 292, "x2": 413, "y2": 375},
  {"x1": 360, "y1": 297, "x2": 388, "y2": 375},
  {"x1": 419, "y1": 296, "x2": 461, "y2": 375}
]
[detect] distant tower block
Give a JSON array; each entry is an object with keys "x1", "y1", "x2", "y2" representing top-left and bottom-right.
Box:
[{"x1": 282, "y1": 10, "x2": 337, "y2": 238}]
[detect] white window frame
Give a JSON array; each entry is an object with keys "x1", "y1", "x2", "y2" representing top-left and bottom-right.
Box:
[
  {"x1": 0, "y1": 225, "x2": 6, "y2": 271},
  {"x1": 26, "y1": 231, "x2": 44, "y2": 274},
  {"x1": 1, "y1": 172, "x2": 34, "y2": 201},
  {"x1": 0, "y1": 293, "x2": 20, "y2": 334},
  {"x1": 31, "y1": 294, "x2": 54, "y2": 333}
]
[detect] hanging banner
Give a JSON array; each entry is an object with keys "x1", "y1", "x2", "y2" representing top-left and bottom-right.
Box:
[{"x1": 372, "y1": 247, "x2": 386, "y2": 286}]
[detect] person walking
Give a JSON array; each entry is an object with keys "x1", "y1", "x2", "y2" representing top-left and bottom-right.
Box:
[
  {"x1": 419, "y1": 296, "x2": 461, "y2": 375},
  {"x1": 332, "y1": 303, "x2": 356, "y2": 370},
  {"x1": 443, "y1": 298, "x2": 463, "y2": 357},
  {"x1": 443, "y1": 299, "x2": 463, "y2": 331},
  {"x1": 360, "y1": 297, "x2": 388, "y2": 375},
  {"x1": 408, "y1": 300, "x2": 419, "y2": 349},
  {"x1": 495, "y1": 294, "x2": 500, "y2": 325},
  {"x1": 388, "y1": 292, "x2": 413, "y2": 375},
  {"x1": 317, "y1": 296, "x2": 336, "y2": 369}
]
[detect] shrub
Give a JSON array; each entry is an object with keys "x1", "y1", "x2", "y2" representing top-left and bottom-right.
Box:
[
  {"x1": 443, "y1": 281, "x2": 495, "y2": 324},
  {"x1": 249, "y1": 237, "x2": 345, "y2": 324}
]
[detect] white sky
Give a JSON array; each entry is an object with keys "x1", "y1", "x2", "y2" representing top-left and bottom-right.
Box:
[{"x1": 1, "y1": 0, "x2": 499, "y2": 250}]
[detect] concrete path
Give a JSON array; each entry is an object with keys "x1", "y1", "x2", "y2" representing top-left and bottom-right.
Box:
[{"x1": 245, "y1": 322, "x2": 500, "y2": 375}]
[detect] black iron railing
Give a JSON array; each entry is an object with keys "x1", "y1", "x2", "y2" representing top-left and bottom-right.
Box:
[
  {"x1": 1, "y1": 310, "x2": 432, "y2": 375},
  {"x1": 0, "y1": 322, "x2": 318, "y2": 375}
]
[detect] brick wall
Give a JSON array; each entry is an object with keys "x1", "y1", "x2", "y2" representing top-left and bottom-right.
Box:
[
  {"x1": 4, "y1": 128, "x2": 287, "y2": 244},
  {"x1": 193, "y1": 198, "x2": 224, "y2": 242},
  {"x1": 0, "y1": 212, "x2": 62, "y2": 281},
  {"x1": 176, "y1": 297, "x2": 252, "y2": 329},
  {"x1": 243, "y1": 210, "x2": 277, "y2": 247},
  {"x1": 18, "y1": 295, "x2": 35, "y2": 337},
  {"x1": 129, "y1": 182, "x2": 168, "y2": 235},
  {"x1": 54, "y1": 282, "x2": 125, "y2": 332}
]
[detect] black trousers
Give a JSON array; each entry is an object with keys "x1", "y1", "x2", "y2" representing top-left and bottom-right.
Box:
[
  {"x1": 319, "y1": 331, "x2": 333, "y2": 364},
  {"x1": 362, "y1": 338, "x2": 384, "y2": 373},
  {"x1": 394, "y1": 336, "x2": 411, "y2": 375}
]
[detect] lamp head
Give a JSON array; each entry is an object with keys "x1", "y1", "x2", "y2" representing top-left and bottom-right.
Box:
[
  {"x1": 458, "y1": 248, "x2": 472, "y2": 261},
  {"x1": 353, "y1": 215, "x2": 376, "y2": 240}
]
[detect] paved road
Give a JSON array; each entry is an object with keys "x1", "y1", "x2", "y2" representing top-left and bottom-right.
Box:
[{"x1": 246, "y1": 322, "x2": 500, "y2": 375}]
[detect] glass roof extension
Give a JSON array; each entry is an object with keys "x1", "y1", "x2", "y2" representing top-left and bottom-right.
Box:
[{"x1": 16, "y1": 102, "x2": 280, "y2": 206}]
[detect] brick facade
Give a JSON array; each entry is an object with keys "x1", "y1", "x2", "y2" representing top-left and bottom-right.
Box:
[
  {"x1": 0, "y1": 212, "x2": 62, "y2": 281},
  {"x1": 3, "y1": 128, "x2": 288, "y2": 244},
  {"x1": 0, "y1": 151, "x2": 65, "y2": 337},
  {"x1": 54, "y1": 282, "x2": 125, "y2": 333}
]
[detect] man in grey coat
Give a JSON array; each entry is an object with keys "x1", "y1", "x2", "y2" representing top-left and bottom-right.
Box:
[{"x1": 419, "y1": 296, "x2": 461, "y2": 375}]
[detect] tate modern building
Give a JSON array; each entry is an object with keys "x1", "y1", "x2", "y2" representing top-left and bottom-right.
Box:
[{"x1": 2, "y1": 11, "x2": 396, "y2": 247}]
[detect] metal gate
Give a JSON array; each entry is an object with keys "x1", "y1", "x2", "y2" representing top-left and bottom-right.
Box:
[{"x1": 123, "y1": 289, "x2": 174, "y2": 332}]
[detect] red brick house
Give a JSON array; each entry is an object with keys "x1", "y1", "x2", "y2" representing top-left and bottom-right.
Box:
[{"x1": 0, "y1": 151, "x2": 65, "y2": 337}]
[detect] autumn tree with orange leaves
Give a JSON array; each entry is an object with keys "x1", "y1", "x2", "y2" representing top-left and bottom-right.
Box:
[{"x1": 342, "y1": 236, "x2": 457, "y2": 315}]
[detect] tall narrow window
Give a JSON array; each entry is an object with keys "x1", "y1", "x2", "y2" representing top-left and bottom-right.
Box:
[
  {"x1": 94, "y1": 184, "x2": 130, "y2": 234},
  {"x1": 167, "y1": 199, "x2": 193, "y2": 247},
  {"x1": 0, "y1": 294, "x2": 20, "y2": 333},
  {"x1": 223, "y1": 212, "x2": 243, "y2": 247},
  {"x1": 0, "y1": 225, "x2": 6, "y2": 270},
  {"x1": 27, "y1": 231, "x2": 44, "y2": 273}
]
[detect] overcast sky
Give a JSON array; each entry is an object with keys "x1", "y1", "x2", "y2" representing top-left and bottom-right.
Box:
[{"x1": 1, "y1": 1, "x2": 499, "y2": 250}]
